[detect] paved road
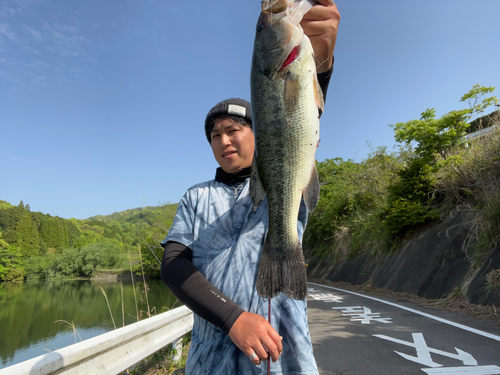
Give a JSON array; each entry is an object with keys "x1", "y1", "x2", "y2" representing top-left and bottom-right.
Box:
[{"x1": 307, "y1": 282, "x2": 500, "y2": 375}]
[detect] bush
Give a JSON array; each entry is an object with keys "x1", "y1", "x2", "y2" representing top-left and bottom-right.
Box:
[
  {"x1": 23, "y1": 242, "x2": 125, "y2": 280},
  {"x1": 435, "y1": 113, "x2": 500, "y2": 266},
  {"x1": 305, "y1": 148, "x2": 399, "y2": 257},
  {"x1": 4, "y1": 268, "x2": 24, "y2": 282},
  {"x1": 305, "y1": 85, "x2": 498, "y2": 259},
  {"x1": 78, "y1": 242, "x2": 124, "y2": 276}
]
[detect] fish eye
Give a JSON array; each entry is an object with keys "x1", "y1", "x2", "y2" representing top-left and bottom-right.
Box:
[{"x1": 256, "y1": 23, "x2": 264, "y2": 32}]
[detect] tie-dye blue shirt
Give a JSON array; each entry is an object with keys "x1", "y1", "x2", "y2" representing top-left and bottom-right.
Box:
[{"x1": 162, "y1": 178, "x2": 318, "y2": 375}]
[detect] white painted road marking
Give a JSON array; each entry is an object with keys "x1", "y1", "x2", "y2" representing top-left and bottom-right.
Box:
[
  {"x1": 309, "y1": 293, "x2": 344, "y2": 303},
  {"x1": 309, "y1": 282, "x2": 500, "y2": 342},
  {"x1": 308, "y1": 287, "x2": 321, "y2": 293},
  {"x1": 374, "y1": 333, "x2": 477, "y2": 367},
  {"x1": 421, "y1": 366, "x2": 500, "y2": 374},
  {"x1": 333, "y1": 306, "x2": 393, "y2": 324}
]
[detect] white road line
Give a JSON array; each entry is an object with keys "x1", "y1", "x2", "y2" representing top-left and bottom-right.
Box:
[
  {"x1": 421, "y1": 365, "x2": 500, "y2": 374},
  {"x1": 309, "y1": 282, "x2": 500, "y2": 342}
]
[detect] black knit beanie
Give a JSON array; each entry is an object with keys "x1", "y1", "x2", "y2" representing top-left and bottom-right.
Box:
[{"x1": 204, "y1": 98, "x2": 252, "y2": 143}]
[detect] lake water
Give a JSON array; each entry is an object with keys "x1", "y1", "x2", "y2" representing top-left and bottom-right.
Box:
[{"x1": 0, "y1": 279, "x2": 179, "y2": 369}]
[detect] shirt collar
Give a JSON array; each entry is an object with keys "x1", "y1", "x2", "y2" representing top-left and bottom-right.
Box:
[{"x1": 215, "y1": 167, "x2": 251, "y2": 185}]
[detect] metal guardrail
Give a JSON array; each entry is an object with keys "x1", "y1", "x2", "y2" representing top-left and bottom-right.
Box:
[
  {"x1": 465, "y1": 124, "x2": 498, "y2": 141},
  {"x1": 0, "y1": 306, "x2": 194, "y2": 375}
]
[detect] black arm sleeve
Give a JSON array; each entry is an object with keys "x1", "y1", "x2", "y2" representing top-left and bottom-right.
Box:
[
  {"x1": 317, "y1": 61, "x2": 333, "y2": 101},
  {"x1": 317, "y1": 59, "x2": 334, "y2": 117},
  {"x1": 160, "y1": 241, "x2": 245, "y2": 334}
]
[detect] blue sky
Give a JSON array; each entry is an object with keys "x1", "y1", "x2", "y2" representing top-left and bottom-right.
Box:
[{"x1": 1, "y1": 0, "x2": 499, "y2": 220}]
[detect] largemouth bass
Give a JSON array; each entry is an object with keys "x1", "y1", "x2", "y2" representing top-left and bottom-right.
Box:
[{"x1": 250, "y1": 0, "x2": 324, "y2": 300}]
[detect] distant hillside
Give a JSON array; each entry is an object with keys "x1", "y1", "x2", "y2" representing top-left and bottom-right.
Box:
[
  {"x1": 0, "y1": 200, "x2": 14, "y2": 210},
  {"x1": 0, "y1": 200, "x2": 178, "y2": 281},
  {"x1": 87, "y1": 206, "x2": 160, "y2": 222},
  {"x1": 87, "y1": 203, "x2": 178, "y2": 228}
]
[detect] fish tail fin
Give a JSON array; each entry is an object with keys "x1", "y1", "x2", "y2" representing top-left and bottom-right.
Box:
[{"x1": 256, "y1": 240, "x2": 308, "y2": 300}]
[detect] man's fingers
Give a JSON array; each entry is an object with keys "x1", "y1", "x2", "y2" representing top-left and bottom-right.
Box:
[
  {"x1": 303, "y1": 6, "x2": 331, "y2": 22},
  {"x1": 261, "y1": 337, "x2": 280, "y2": 362},
  {"x1": 314, "y1": 0, "x2": 336, "y2": 7},
  {"x1": 228, "y1": 311, "x2": 284, "y2": 364},
  {"x1": 301, "y1": 20, "x2": 328, "y2": 37},
  {"x1": 246, "y1": 349, "x2": 261, "y2": 365},
  {"x1": 268, "y1": 329, "x2": 283, "y2": 355},
  {"x1": 302, "y1": 2, "x2": 339, "y2": 21},
  {"x1": 254, "y1": 344, "x2": 269, "y2": 363}
]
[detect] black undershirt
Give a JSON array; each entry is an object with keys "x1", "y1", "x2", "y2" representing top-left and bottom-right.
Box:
[{"x1": 161, "y1": 64, "x2": 334, "y2": 334}]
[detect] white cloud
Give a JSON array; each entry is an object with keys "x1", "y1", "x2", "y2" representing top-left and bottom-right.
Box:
[
  {"x1": 31, "y1": 75, "x2": 46, "y2": 83},
  {"x1": 28, "y1": 60, "x2": 46, "y2": 70},
  {"x1": 0, "y1": 7, "x2": 16, "y2": 18},
  {"x1": 53, "y1": 23, "x2": 79, "y2": 34},
  {"x1": 40, "y1": 23, "x2": 91, "y2": 57},
  {"x1": 20, "y1": 23, "x2": 44, "y2": 41},
  {"x1": 0, "y1": 23, "x2": 25, "y2": 44}
]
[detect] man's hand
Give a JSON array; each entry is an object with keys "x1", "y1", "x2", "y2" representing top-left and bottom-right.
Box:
[
  {"x1": 301, "y1": 0, "x2": 341, "y2": 73},
  {"x1": 228, "y1": 311, "x2": 283, "y2": 366}
]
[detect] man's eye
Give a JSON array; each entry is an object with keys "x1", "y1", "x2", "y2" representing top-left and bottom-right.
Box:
[{"x1": 212, "y1": 134, "x2": 219, "y2": 139}]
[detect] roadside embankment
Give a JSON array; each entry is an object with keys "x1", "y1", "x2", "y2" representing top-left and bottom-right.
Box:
[{"x1": 305, "y1": 212, "x2": 500, "y2": 307}]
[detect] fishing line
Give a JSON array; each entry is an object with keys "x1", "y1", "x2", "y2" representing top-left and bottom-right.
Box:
[{"x1": 268, "y1": 298, "x2": 271, "y2": 375}]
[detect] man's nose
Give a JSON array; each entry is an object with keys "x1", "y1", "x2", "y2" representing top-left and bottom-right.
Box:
[{"x1": 220, "y1": 134, "x2": 231, "y2": 147}]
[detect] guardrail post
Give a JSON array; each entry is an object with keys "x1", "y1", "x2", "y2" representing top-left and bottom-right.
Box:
[{"x1": 172, "y1": 338, "x2": 183, "y2": 364}]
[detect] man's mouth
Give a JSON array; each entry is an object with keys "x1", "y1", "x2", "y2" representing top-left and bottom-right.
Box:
[{"x1": 223, "y1": 150, "x2": 237, "y2": 158}]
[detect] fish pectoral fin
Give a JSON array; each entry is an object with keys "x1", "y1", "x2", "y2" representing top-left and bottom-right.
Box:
[
  {"x1": 303, "y1": 162, "x2": 320, "y2": 212},
  {"x1": 250, "y1": 155, "x2": 266, "y2": 211},
  {"x1": 283, "y1": 71, "x2": 301, "y2": 113},
  {"x1": 313, "y1": 73, "x2": 325, "y2": 114}
]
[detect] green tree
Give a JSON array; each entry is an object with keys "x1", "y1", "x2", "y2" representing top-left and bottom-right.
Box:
[
  {"x1": 137, "y1": 203, "x2": 177, "y2": 277},
  {"x1": 386, "y1": 84, "x2": 498, "y2": 235},
  {"x1": 67, "y1": 220, "x2": 81, "y2": 247},
  {"x1": 0, "y1": 206, "x2": 25, "y2": 245},
  {"x1": 58, "y1": 218, "x2": 69, "y2": 249},
  {"x1": 0, "y1": 233, "x2": 24, "y2": 281},
  {"x1": 305, "y1": 149, "x2": 399, "y2": 256},
  {"x1": 391, "y1": 84, "x2": 498, "y2": 164},
  {"x1": 15, "y1": 212, "x2": 40, "y2": 258}
]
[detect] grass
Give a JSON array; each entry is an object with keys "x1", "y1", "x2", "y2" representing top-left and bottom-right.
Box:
[
  {"x1": 54, "y1": 320, "x2": 83, "y2": 343},
  {"x1": 97, "y1": 245, "x2": 190, "y2": 375},
  {"x1": 435, "y1": 113, "x2": 500, "y2": 267},
  {"x1": 120, "y1": 333, "x2": 191, "y2": 375}
]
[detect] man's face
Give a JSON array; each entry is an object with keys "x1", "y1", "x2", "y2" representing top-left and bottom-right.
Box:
[{"x1": 210, "y1": 117, "x2": 255, "y2": 174}]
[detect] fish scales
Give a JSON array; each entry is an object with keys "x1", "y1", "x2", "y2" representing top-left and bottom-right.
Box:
[{"x1": 250, "y1": 0, "x2": 322, "y2": 300}]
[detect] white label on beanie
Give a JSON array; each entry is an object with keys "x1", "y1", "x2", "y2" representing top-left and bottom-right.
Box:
[{"x1": 228, "y1": 104, "x2": 246, "y2": 117}]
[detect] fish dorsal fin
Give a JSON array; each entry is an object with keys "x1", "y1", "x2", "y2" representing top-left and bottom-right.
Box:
[
  {"x1": 303, "y1": 161, "x2": 320, "y2": 212},
  {"x1": 250, "y1": 154, "x2": 266, "y2": 211}
]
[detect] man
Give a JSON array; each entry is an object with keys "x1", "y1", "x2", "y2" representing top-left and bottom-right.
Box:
[{"x1": 161, "y1": 1, "x2": 340, "y2": 373}]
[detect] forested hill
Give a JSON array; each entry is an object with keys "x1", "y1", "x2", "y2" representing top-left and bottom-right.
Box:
[
  {"x1": 87, "y1": 206, "x2": 160, "y2": 223},
  {"x1": 0, "y1": 200, "x2": 177, "y2": 282}
]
